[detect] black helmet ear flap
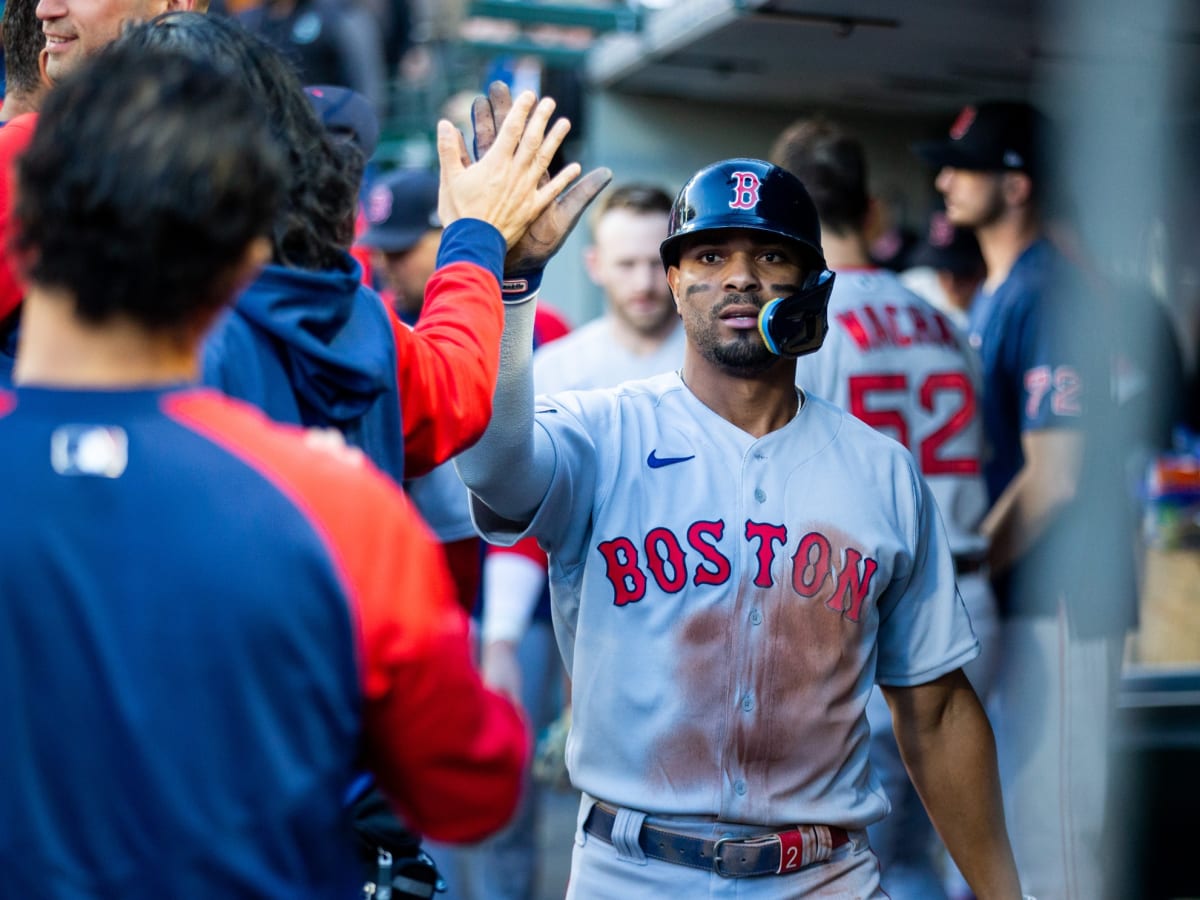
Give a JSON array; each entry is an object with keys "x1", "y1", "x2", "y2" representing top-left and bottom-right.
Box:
[{"x1": 757, "y1": 270, "x2": 836, "y2": 358}]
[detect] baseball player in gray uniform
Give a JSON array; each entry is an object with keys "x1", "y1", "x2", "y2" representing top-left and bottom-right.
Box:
[
  {"x1": 773, "y1": 119, "x2": 997, "y2": 900},
  {"x1": 456, "y1": 142, "x2": 1024, "y2": 897}
]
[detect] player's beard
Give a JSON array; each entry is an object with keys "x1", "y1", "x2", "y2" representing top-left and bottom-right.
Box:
[
  {"x1": 691, "y1": 293, "x2": 778, "y2": 377},
  {"x1": 611, "y1": 290, "x2": 678, "y2": 338},
  {"x1": 947, "y1": 178, "x2": 1007, "y2": 231}
]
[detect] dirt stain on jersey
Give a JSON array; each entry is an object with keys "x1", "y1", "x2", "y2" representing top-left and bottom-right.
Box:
[
  {"x1": 647, "y1": 524, "x2": 878, "y2": 802},
  {"x1": 644, "y1": 603, "x2": 733, "y2": 789},
  {"x1": 737, "y1": 526, "x2": 873, "y2": 800}
]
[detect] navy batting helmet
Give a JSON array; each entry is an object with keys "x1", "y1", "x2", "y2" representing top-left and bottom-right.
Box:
[
  {"x1": 661, "y1": 158, "x2": 836, "y2": 359},
  {"x1": 659, "y1": 158, "x2": 827, "y2": 272}
]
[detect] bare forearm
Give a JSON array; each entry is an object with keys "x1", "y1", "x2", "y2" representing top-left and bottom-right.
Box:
[
  {"x1": 886, "y1": 674, "x2": 1022, "y2": 900},
  {"x1": 981, "y1": 467, "x2": 1067, "y2": 573},
  {"x1": 982, "y1": 429, "x2": 1083, "y2": 575}
]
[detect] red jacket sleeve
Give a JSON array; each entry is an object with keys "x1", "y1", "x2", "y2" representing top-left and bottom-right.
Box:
[
  {"x1": 350, "y1": 208, "x2": 374, "y2": 289},
  {"x1": 167, "y1": 391, "x2": 528, "y2": 843},
  {"x1": 0, "y1": 113, "x2": 39, "y2": 321},
  {"x1": 390, "y1": 260, "x2": 503, "y2": 477},
  {"x1": 393, "y1": 219, "x2": 507, "y2": 478},
  {"x1": 353, "y1": 472, "x2": 527, "y2": 842}
]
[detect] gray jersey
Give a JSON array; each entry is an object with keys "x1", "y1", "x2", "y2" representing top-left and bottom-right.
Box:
[
  {"x1": 472, "y1": 372, "x2": 977, "y2": 829},
  {"x1": 794, "y1": 269, "x2": 988, "y2": 561}
]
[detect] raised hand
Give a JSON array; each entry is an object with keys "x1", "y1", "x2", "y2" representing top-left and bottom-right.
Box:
[
  {"x1": 436, "y1": 90, "x2": 582, "y2": 248},
  {"x1": 471, "y1": 81, "x2": 612, "y2": 276}
]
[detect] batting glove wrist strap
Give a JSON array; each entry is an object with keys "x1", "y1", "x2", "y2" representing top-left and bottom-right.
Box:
[{"x1": 500, "y1": 269, "x2": 543, "y2": 304}]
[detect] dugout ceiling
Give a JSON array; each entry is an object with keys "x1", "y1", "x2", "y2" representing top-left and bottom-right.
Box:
[{"x1": 584, "y1": 0, "x2": 1200, "y2": 118}]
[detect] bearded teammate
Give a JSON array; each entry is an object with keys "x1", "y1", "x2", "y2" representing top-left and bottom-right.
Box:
[
  {"x1": 456, "y1": 137, "x2": 1023, "y2": 896},
  {"x1": 772, "y1": 118, "x2": 996, "y2": 900},
  {"x1": 530, "y1": 183, "x2": 684, "y2": 391}
]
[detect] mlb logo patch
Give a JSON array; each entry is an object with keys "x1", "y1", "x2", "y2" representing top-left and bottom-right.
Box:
[{"x1": 51, "y1": 425, "x2": 128, "y2": 478}]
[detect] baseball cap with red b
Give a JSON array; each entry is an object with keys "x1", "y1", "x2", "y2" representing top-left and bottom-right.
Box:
[
  {"x1": 357, "y1": 169, "x2": 441, "y2": 254},
  {"x1": 914, "y1": 100, "x2": 1044, "y2": 175}
]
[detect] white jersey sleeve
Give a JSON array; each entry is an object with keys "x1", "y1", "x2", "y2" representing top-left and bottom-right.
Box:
[{"x1": 874, "y1": 469, "x2": 979, "y2": 685}]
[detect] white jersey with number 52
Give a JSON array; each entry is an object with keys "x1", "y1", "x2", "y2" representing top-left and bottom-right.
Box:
[{"x1": 794, "y1": 269, "x2": 988, "y2": 560}]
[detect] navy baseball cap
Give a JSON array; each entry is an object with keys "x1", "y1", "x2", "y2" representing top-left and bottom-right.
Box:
[
  {"x1": 357, "y1": 169, "x2": 441, "y2": 254},
  {"x1": 305, "y1": 84, "x2": 380, "y2": 160},
  {"x1": 914, "y1": 101, "x2": 1043, "y2": 174}
]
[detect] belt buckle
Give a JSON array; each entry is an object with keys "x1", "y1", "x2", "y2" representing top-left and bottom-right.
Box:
[
  {"x1": 705, "y1": 835, "x2": 734, "y2": 878},
  {"x1": 711, "y1": 836, "x2": 744, "y2": 878}
]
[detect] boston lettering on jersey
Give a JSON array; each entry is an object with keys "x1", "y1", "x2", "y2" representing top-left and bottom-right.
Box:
[
  {"x1": 836, "y1": 302, "x2": 958, "y2": 352},
  {"x1": 596, "y1": 519, "x2": 879, "y2": 623}
]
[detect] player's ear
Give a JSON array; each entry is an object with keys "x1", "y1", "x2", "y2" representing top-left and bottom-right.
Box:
[
  {"x1": 38, "y1": 48, "x2": 53, "y2": 89},
  {"x1": 666, "y1": 266, "x2": 682, "y2": 312},
  {"x1": 582, "y1": 245, "x2": 602, "y2": 286},
  {"x1": 1003, "y1": 171, "x2": 1033, "y2": 208}
]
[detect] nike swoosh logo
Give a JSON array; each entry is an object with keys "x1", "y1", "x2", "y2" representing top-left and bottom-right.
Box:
[{"x1": 647, "y1": 450, "x2": 695, "y2": 469}]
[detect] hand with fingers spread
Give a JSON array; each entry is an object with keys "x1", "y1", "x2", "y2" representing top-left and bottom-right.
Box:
[
  {"x1": 470, "y1": 81, "x2": 613, "y2": 290},
  {"x1": 436, "y1": 90, "x2": 581, "y2": 250}
]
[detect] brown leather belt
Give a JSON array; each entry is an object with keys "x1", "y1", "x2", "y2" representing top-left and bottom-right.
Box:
[{"x1": 582, "y1": 802, "x2": 850, "y2": 878}]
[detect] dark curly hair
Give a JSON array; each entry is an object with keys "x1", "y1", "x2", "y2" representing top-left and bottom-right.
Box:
[
  {"x1": 2, "y1": 0, "x2": 44, "y2": 100},
  {"x1": 119, "y1": 13, "x2": 361, "y2": 272},
  {"x1": 13, "y1": 43, "x2": 286, "y2": 330}
]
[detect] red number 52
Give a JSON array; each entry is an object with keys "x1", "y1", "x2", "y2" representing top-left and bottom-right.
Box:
[{"x1": 847, "y1": 372, "x2": 980, "y2": 476}]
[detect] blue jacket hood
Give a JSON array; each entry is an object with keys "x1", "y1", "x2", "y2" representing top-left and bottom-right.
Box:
[{"x1": 219, "y1": 254, "x2": 394, "y2": 424}]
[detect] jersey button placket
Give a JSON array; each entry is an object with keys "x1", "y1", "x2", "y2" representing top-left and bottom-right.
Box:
[{"x1": 725, "y1": 444, "x2": 767, "y2": 820}]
